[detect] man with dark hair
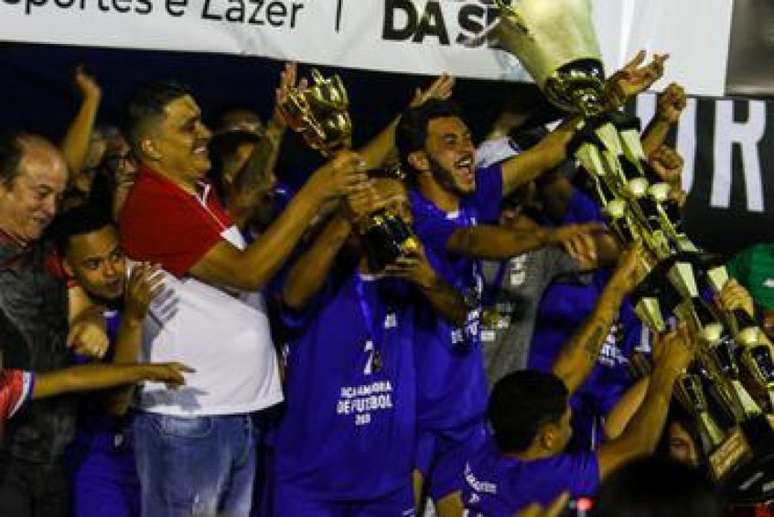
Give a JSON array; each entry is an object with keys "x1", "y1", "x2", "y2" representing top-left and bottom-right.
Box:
[
  {"x1": 274, "y1": 174, "x2": 467, "y2": 515},
  {"x1": 397, "y1": 96, "x2": 604, "y2": 516},
  {"x1": 461, "y1": 247, "x2": 698, "y2": 516},
  {"x1": 487, "y1": 370, "x2": 570, "y2": 454},
  {"x1": 54, "y1": 203, "x2": 172, "y2": 517},
  {"x1": 119, "y1": 78, "x2": 367, "y2": 515},
  {"x1": 395, "y1": 56, "x2": 667, "y2": 513}
]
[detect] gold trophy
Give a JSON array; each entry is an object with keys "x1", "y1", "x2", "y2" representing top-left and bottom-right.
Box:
[
  {"x1": 277, "y1": 69, "x2": 418, "y2": 270},
  {"x1": 493, "y1": 0, "x2": 774, "y2": 502}
]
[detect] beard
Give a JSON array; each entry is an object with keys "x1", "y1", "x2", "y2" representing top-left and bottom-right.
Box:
[{"x1": 428, "y1": 157, "x2": 470, "y2": 197}]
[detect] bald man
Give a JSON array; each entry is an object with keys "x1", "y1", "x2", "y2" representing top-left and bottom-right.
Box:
[{"x1": 0, "y1": 132, "x2": 74, "y2": 517}]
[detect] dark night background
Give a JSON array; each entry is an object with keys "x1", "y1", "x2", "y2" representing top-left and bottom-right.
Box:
[{"x1": 1, "y1": 41, "x2": 772, "y2": 255}]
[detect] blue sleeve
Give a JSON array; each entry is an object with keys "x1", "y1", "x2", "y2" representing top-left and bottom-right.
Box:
[
  {"x1": 412, "y1": 204, "x2": 459, "y2": 259},
  {"x1": 471, "y1": 164, "x2": 504, "y2": 224},
  {"x1": 564, "y1": 187, "x2": 604, "y2": 225}
]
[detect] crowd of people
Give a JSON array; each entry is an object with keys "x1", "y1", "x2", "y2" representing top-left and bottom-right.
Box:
[{"x1": 0, "y1": 53, "x2": 771, "y2": 517}]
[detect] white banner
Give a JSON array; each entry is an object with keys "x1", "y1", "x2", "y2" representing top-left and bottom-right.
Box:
[{"x1": 0, "y1": 0, "x2": 733, "y2": 97}]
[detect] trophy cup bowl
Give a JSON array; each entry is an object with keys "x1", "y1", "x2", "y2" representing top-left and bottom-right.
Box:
[
  {"x1": 361, "y1": 211, "x2": 420, "y2": 272},
  {"x1": 277, "y1": 70, "x2": 417, "y2": 271},
  {"x1": 278, "y1": 69, "x2": 353, "y2": 156},
  {"x1": 494, "y1": 0, "x2": 606, "y2": 117}
]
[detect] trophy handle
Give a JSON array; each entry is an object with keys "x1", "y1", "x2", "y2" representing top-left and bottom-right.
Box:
[
  {"x1": 494, "y1": 0, "x2": 533, "y2": 38},
  {"x1": 310, "y1": 68, "x2": 325, "y2": 85}
]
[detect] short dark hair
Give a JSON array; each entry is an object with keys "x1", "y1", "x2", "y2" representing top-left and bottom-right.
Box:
[
  {"x1": 125, "y1": 80, "x2": 193, "y2": 149},
  {"x1": 51, "y1": 203, "x2": 114, "y2": 254},
  {"x1": 488, "y1": 370, "x2": 569, "y2": 453},
  {"x1": 592, "y1": 456, "x2": 724, "y2": 517},
  {"x1": 395, "y1": 99, "x2": 463, "y2": 175},
  {"x1": 0, "y1": 131, "x2": 28, "y2": 187}
]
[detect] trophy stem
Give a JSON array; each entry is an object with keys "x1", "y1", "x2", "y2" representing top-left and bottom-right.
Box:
[{"x1": 697, "y1": 410, "x2": 728, "y2": 455}]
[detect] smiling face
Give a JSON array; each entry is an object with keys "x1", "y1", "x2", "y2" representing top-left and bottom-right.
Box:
[
  {"x1": 63, "y1": 224, "x2": 126, "y2": 302},
  {"x1": 143, "y1": 95, "x2": 212, "y2": 187},
  {"x1": 412, "y1": 116, "x2": 476, "y2": 196},
  {"x1": 0, "y1": 137, "x2": 68, "y2": 245}
]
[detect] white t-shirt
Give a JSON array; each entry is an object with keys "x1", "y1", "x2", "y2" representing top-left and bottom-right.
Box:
[{"x1": 119, "y1": 167, "x2": 282, "y2": 417}]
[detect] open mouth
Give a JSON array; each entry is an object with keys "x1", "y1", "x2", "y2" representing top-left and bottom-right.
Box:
[{"x1": 455, "y1": 155, "x2": 475, "y2": 183}]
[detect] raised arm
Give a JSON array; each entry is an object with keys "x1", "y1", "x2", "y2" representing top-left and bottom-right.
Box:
[
  {"x1": 603, "y1": 375, "x2": 650, "y2": 441},
  {"x1": 60, "y1": 66, "x2": 102, "y2": 178},
  {"x1": 641, "y1": 83, "x2": 686, "y2": 157},
  {"x1": 551, "y1": 243, "x2": 640, "y2": 394},
  {"x1": 229, "y1": 64, "x2": 293, "y2": 228},
  {"x1": 190, "y1": 151, "x2": 367, "y2": 291},
  {"x1": 499, "y1": 116, "x2": 579, "y2": 197},
  {"x1": 596, "y1": 324, "x2": 695, "y2": 478},
  {"x1": 282, "y1": 183, "x2": 384, "y2": 310}
]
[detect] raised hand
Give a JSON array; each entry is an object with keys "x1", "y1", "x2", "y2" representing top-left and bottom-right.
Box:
[
  {"x1": 409, "y1": 73, "x2": 455, "y2": 108},
  {"x1": 652, "y1": 322, "x2": 695, "y2": 373},
  {"x1": 316, "y1": 150, "x2": 369, "y2": 198},
  {"x1": 343, "y1": 180, "x2": 387, "y2": 227},
  {"x1": 656, "y1": 82, "x2": 687, "y2": 124},
  {"x1": 272, "y1": 62, "x2": 304, "y2": 127},
  {"x1": 73, "y1": 64, "x2": 101, "y2": 101},
  {"x1": 124, "y1": 263, "x2": 165, "y2": 323},
  {"x1": 606, "y1": 50, "x2": 669, "y2": 109},
  {"x1": 274, "y1": 62, "x2": 308, "y2": 126}
]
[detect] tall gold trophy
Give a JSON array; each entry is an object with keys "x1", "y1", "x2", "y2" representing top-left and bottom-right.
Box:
[
  {"x1": 494, "y1": 0, "x2": 773, "y2": 502},
  {"x1": 278, "y1": 69, "x2": 418, "y2": 271}
]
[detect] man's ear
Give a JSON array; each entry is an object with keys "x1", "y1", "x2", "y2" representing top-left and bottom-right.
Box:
[
  {"x1": 140, "y1": 137, "x2": 161, "y2": 161},
  {"x1": 537, "y1": 422, "x2": 558, "y2": 452},
  {"x1": 407, "y1": 150, "x2": 431, "y2": 174}
]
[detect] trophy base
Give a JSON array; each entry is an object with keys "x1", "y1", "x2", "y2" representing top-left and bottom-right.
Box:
[{"x1": 715, "y1": 415, "x2": 774, "y2": 504}]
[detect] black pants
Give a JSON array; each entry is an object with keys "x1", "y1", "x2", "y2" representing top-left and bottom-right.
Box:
[{"x1": 0, "y1": 455, "x2": 70, "y2": 517}]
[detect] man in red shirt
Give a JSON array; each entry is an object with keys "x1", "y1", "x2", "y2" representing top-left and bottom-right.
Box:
[{"x1": 119, "y1": 80, "x2": 367, "y2": 516}]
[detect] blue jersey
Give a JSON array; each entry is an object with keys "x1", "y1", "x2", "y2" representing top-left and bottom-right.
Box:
[
  {"x1": 69, "y1": 309, "x2": 141, "y2": 517},
  {"x1": 528, "y1": 188, "x2": 644, "y2": 449},
  {"x1": 273, "y1": 261, "x2": 417, "y2": 500},
  {"x1": 461, "y1": 439, "x2": 599, "y2": 516},
  {"x1": 409, "y1": 165, "x2": 503, "y2": 430}
]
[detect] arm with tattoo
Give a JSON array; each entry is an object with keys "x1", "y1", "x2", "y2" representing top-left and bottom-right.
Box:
[{"x1": 552, "y1": 244, "x2": 641, "y2": 394}]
